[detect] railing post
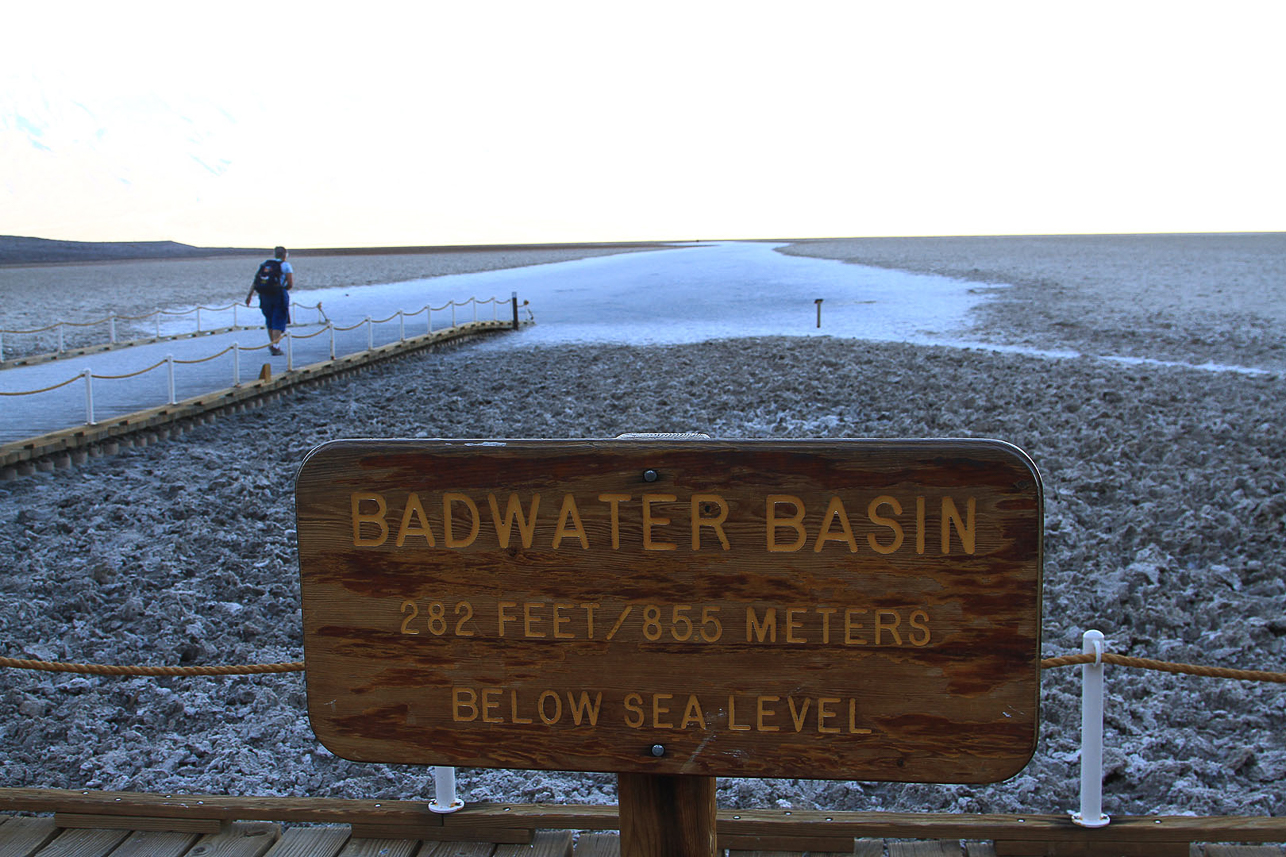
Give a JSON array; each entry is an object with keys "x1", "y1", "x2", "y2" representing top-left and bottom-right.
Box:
[
  {"x1": 233, "y1": 342, "x2": 241, "y2": 386},
  {"x1": 472, "y1": 298, "x2": 477, "y2": 323},
  {"x1": 0, "y1": 331, "x2": 5, "y2": 362},
  {"x1": 166, "y1": 354, "x2": 176, "y2": 404},
  {"x1": 1072, "y1": 629, "x2": 1110, "y2": 828},
  {"x1": 57, "y1": 322, "x2": 65, "y2": 353},
  {"x1": 196, "y1": 306, "x2": 202, "y2": 333},
  {"x1": 328, "y1": 322, "x2": 336, "y2": 360},
  {"x1": 109, "y1": 313, "x2": 117, "y2": 344},
  {"x1": 512, "y1": 291, "x2": 519, "y2": 330},
  {"x1": 155, "y1": 309, "x2": 161, "y2": 340},
  {"x1": 427, "y1": 307, "x2": 433, "y2": 334},
  {"x1": 451, "y1": 302, "x2": 456, "y2": 328},
  {"x1": 83, "y1": 368, "x2": 95, "y2": 425},
  {"x1": 429, "y1": 766, "x2": 463, "y2": 813},
  {"x1": 366, "y1": 315, "x2": 373, "y2": 351},
  {"x1": 399, "y1": 311, "x2": 405, "y2": 341},
  {"x1": 286, "y1": 332, "x2": 294, "y2": 371}
]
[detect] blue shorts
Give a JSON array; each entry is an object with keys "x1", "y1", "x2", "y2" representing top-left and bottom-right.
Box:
[{"x1": 259, "y1": 294, "x2": 290, "y2": 332}]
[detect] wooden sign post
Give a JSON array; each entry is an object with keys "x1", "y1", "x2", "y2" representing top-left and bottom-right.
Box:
[{"x1": 296, "y1": 438, "x2": 1043, "y2": 856}]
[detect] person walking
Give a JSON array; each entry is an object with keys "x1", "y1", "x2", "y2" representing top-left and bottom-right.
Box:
[{"x1": 245, "y1": 246, "x2": 295, "y2": 355}]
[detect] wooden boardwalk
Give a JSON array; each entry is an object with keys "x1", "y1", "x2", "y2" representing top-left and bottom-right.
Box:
[{"x1": 2, "y1": 789, "x2": 1285, "y2": 857}]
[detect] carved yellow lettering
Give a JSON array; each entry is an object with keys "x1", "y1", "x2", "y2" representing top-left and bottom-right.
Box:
[
  {"x1": 652, "y1": 693, "x2": 674, "y2": 728},
  {"x1": 817, "y1": 607, "x2": 837, "y2": 644},
  {"x1": 746, "y1": 606, "x2": 777, "y2": 643},
  {"x1": 916, "y1": 496, "x2": 926, "y2": 554},
  {"x1": 624, "y1": 693, "x2": 644, "y2": 728},
  {"x1": 766, "y1": 495, "x2": 807, "y2": 552},
  {"x1": 581, "y1": 603, "x2": 598, "y2": 638},
  {"x1": 642, "y1": 494, "x2": 677, "y2": 551},
  {"x1": 552, "y1": 603, "x2": 574, "y2": 639},
  {"x1": 497, "y1": 601, "x2": 517, "y2": 637},
  {"x1": 482, "y1": 687, "x2": 502, "y2": 723},
  {"x1": 552, "y1": 494, "x2": 588, "y2": 549},
  {"x1": 487, "y1": 492, "x2": 540, "y2": 549},
  {"x1": 788, "y1": 697, "x2": 811, "y2": 732},
  {"x1": 396, "y1": 492, "x2": 436, "y2": 547},
  {"x1": 813, "y1": 495, "x2": 857, "y2": 552},
  {"x1": 598, "y1": 494, "x2": 630, "y2": 550},
  {"x1": 511, "y1": 690, "x2": 533, "y2": 724},
  {"x1": 681, "y1": 696, "x2": 707, "y2": 730},
  {"x1": 690, "y1": 494, "x2": 731, "y2": 550},
  {"x1": 849, "y1": 698, "x2": 872, "y2": 734},
  {"x1": 866, "y1": 495, "x2": 904, "y2": 555},
  {"x1": 941, "y1": 496, "x2": 976, "y2": 554},
  {"x1": 818, "y1": 697, "x2": 841, "y2": 734},
  {"x1": 567, "y1": 691, "x2": 602, "y2": 726},
  {"x1": 524, "y1": 602, "x2": 546, "y2": 638},
  {"x1": 785, "y1": 607, "x2": 806, "y2": 643},
  {"x1": 844, "y1": 608, "x2": 868, "y2": 645},
  {"x1": 728, "y1": 695, "x2": 751, "y2": 731},
  {"x1": 452, "y1": 687, "x2": 478, "y2": 722},
  {"x1": 909, "y1": 609, "x2": 931, "y2": 646},
  {"x1": 443, "y1": 493, "x2": 480, "y2": 548},
  {"x1": 538, "y1": 690, "x2": 562, "y2": 725},
  {"x1": 351, "y1": 492, "x2": 388, "y2": 547},
  {"x1": 875, "y1": 609, "x2": 903, "y2": 645},
  {"x1": 757, "y1": 696, "x2": 781, "y2": 732}
]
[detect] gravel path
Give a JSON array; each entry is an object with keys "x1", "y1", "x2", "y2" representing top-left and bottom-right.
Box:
[{"x1": 0, "y1": 237, "x2": 1283, "y2": 818}]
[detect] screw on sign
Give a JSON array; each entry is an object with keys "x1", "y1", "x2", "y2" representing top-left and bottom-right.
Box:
[{"x1": 295, "y1": 437, "x2": 1043, "y2": 856}]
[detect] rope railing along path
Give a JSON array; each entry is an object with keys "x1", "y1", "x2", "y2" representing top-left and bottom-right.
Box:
[
  {"x1": 0, "y1": 294, "x2": 515, "y2": 450},
  {"x1": 0, "y1": 302, "x2": 328, "y2": 366},
  {"x1": 1, "y1": 650, "x2": 1281, "y2": 683}
]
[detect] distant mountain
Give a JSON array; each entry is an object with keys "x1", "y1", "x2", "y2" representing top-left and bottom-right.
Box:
[{"x1": 0, "y1": 235, "x2": 256, "y2": 265}]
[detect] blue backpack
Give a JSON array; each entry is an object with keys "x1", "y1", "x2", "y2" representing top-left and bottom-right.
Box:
[{"x1": 253, "y1": 258, "x2": 284, "y2": 296}]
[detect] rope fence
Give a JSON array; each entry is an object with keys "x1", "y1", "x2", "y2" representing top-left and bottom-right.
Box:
[
  {"x1": 0, "y1": 649, "x2": 1280, "y2": 682},
  {"x1": 0, "y1": 295, "x2": 511, "y2": 424},
  {"x1": 0, "y1": 301, "x2": 327, "y2": 363}
]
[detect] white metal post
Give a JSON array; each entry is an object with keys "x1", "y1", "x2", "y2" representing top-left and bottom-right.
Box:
[
  {"x1": 0, "y1": 332, "x2": 4, "y2": 362},
  {"x1": 427, "y1": 307, "x2": 433, "y2": 334},
  {"x1": 472, "y1": 298, "x2": 477, "y2": 323},
  {"x1": 196, "y1": 306, "x2": 202, "y2": 333},
  {"x1": 328, "y1": 323, "x2": 335, "y2": 360},
  {"x1": 399, "y1": 311, "x2": 405, "y2": 341},
  {"x1": 57, "y1": 323, "x2": 65, "y2": 353},
  {"x1": 233, "y1": 342, "x2": 241, "y2": 386},
  {"x1": 83, "y1": 369, "x2": 95, "y2": 425},
  {"x1": 109, "y1": 314, "x2": 117, "y2": 344},
  {"x1": 366, "y1": 316, "x2": 373, "y2": 351},
  {"x1": 286, "y1": 332, "x2": 294, "y2": 371},
  {"x1": 451, "y1": 302, "x2": 456, "y2": 328},
  {"x1": 429, "y1": 766, "x2": 463, "y2": 814},
  {"x1": 166, "y1": 354, "x2": 176, "y2": 404},
  {"x1": 1072, "y1": 629, "x2": 1110, "y2": 828},
  {"x1": 155, "y1": 310, "x2": 161, "y2": 340}
]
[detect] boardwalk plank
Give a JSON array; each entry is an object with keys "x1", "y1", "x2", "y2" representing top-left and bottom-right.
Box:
[
  {"x1": 493, "y1": 831, "x2": 573, "y2": 857},
  {"x1": 1204, "y1": 848, "x2": 1285, "y2": 857},
  {"x1": 570, "y1": 833, "x2": 618, "y2": 857},
  {"x1": 32, "y1": 828, "x2": 129, "y2": 857},
  {"x1": 186, "y1": 822, "x2": 279, "y2": 857},
  {"x1": 261, "y1": 828, "x2": 351, "y2": 857},
  {"x1": 109, "y1": 830, "x2": 201, "y2": 857},
  {"x1": 336, "y1": 837, "x2": 419, "y2": 857},
  {"x1": 890, "y1": 843, "x2": 963, "y2": 857},
  {"x1": 419, "y1": 843, "x2": 498, "y2": 856},
  {"x1": 0, "y1": 817, "x2": 60, "y2": 857}
]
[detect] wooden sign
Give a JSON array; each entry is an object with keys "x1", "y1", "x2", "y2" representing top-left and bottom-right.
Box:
[{"x1": 296, "y1": 438, "x2": 1043, "y2": 783}]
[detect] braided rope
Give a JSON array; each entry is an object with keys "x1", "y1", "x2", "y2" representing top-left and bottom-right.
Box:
[
  {"x1": 92, "y1": 359, "x2": 168, "y2": 380},
  {"x1": 1041, "y1": 652, "x2": 1286, "y2": 683},
  {"x1": 0, "y1": 374, "x2": 85, "y2": 395},
  {"x1": 330, "y1": 320, "x2": 368, "y2": 332},
  {"x1": 287, "y1": 326, "x2": 329, "y2": 341},
  {"x1": 0, "y1": 656, "x2": 303, "y2": 676},
  {"x1": 172, "y1": 346, "x2": 236, "y2": 365},
  {"x1": 0, "y1": 652, "x2": 1281, "y2": 682},
  {"x1": 0, "y1": 321, "x2": 69, "y2": 334}
]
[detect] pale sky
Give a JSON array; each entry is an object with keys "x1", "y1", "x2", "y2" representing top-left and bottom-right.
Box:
[{"x1": 3, "y1": 1, "x2": 1283, "y2": 248}]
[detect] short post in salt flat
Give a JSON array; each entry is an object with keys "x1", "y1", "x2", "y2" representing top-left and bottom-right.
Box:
[
  {"x1": 1072, "y1": 629, "x2": 1110, "y2": 827},
  {"x1": 815, "y1": 297, "x2": 823, "y2": 328}
]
